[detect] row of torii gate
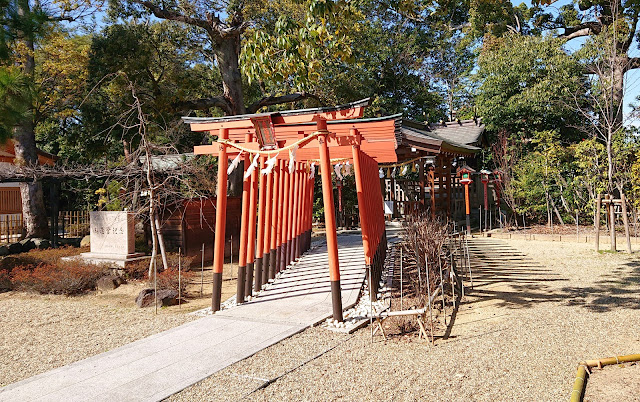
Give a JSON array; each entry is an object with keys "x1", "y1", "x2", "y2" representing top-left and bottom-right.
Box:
[{"x1": 186, "y1": 99, "x2": 395, "y2": 322}]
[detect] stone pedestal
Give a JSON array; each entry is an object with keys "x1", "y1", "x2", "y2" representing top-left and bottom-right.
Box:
[{"x1": 65, "y1": 211, "x2": 148, "y2": 268}]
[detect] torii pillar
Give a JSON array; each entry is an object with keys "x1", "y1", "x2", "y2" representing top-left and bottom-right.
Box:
[
  {"x1": 211, "y1": 128, "x2": 229, "y2": 312},
  {"x1": 317, "y1": 119, "x2": 343, "y2": 322}
]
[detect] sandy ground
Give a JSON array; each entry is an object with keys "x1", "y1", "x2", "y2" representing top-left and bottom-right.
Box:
[
  {"x1": 170, "y1": 238, "x2": 640, "y2": 401},
  {"x1": 0, "y1": 262, "x2": 238, "y2": 387},
  {"x1": 584, "y1": 362, "x2": 640, "y2": 401}
]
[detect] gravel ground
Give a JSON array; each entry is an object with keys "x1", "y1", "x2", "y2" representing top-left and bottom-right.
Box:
[
  {"x1": 169, "y1": 238, "x2": 640, "y2": 401},
  {"x1": 0, "y1": 282, "x2": 200, "y2": 387}
]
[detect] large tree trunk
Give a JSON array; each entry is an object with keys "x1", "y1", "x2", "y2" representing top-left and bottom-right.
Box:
[
  {"x1": 214, "y1": 34, "x2": 246, "y2": 115},
  {"x1": 14, "y1": 0, "x2": 49, "y2": 239}
]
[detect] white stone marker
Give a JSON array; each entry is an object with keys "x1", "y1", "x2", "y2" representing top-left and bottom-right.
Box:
[{"x1": 80, "y1": 211, "x2": 145, "y2": 267}]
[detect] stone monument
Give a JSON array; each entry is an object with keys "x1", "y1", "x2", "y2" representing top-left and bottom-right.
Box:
[{"x1": 77, "y1": 211, "x2": 146, "y2": 268}]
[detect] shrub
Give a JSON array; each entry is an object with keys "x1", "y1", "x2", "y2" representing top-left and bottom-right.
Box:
[
  {"x1": 0, "y1": 269, "x2": 11, "y2": 292},
  {"x1": 149, "y1": 268, "x2": 194, "y2": 295},
  {"x1": 0, "y1": 246, "x2": 84, "y2": 272},
  {"x1": 11, "y1": 262, "x2": 108, "y2": 295},
  {"x1": 125, "y1": 253, "x2": 194, "y2": 280}
]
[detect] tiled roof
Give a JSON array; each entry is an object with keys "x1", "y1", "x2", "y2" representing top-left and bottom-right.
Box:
[
  {"x1": 427, "y1": 119, "x2": 485, "y2": 146},
  {"x1": 396, "y1": 118, "x2": 481, "y2": 155}
]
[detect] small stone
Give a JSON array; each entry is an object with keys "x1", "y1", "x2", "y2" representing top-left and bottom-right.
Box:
[
  {"x1": 80, "y1": 235, "x2": 91, "y2": 248},
  {"x1": 31, "y1": 238, "x2": 50, "y2": 249},
  {"x1": 8, "y1": 242, "x2": 22, "y2": 254},
  {"x1": 19, "y1": 238, "x2": 35, "y2": 252},
  {"x1": 135, "y1": 288, "x2": 179, "y2": 308},
  {"x1": 0, "y1": 245, "x2": 8, "y2": 256},
  {"x1": 96, "y1": 275, "x2": 121, "y2": 292}
]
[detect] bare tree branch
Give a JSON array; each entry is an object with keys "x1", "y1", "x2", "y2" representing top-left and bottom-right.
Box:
[
  {"x1": 133, "y1": 1, "x2": 215, "y2": 36},
  {"x1": 558, "y1": 22, "x2": 602, "y2": 40}
]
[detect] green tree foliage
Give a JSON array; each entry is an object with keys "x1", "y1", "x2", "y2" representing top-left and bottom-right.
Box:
[
  {"x1": 476, "y1": 33, "x2": 585, "y2": 141},
  {"x1": 0, "y1": 67, "x2": 30, "y2": 141}
]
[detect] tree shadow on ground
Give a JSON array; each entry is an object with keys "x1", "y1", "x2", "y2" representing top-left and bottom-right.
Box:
[
  {"x1": 466, "y1": 239, "x2": 640, "y2": 313},
  {"x1": 561, "y1": 260, "x2": 640, "y2": 312}
]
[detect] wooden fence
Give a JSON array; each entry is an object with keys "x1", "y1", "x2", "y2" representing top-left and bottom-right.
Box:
[
  {"x1": 59, "y1": 211, "x2": 90, "y2": 238},
  {"x1": 0, "y1": 187, "x2": 22, "y2": 214},
  {"x1": 0, "y1": 213, "x2": 23, "y2": 245}
]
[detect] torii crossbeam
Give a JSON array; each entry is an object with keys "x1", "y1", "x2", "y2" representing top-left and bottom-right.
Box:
[{"x1": 184, "y1": 99, "x2": 397, "y2": 321}]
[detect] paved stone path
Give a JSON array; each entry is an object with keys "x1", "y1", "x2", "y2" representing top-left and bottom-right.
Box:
[{"x1": 0, "y1": 234, "x2": 367, "y2": 402}]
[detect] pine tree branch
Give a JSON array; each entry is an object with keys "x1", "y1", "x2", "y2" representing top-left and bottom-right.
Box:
[
  {"x1": 173, "y1": 96, "x2": 232, "y2": 115},
  {"x1": 247, "y1": 92, "x2": 322, "y2": 114}
]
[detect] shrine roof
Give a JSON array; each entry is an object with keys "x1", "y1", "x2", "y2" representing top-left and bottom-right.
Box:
[
  {"x1": 182, "y1": 98, "x2": 370, "y2": 128},
  {"x1": 0, "y1": 140, "x2": 58, "y2": 165},
  {"x1": 428, "y1": 118, "x2": 485, "y2": 146},
  {"x1": 396, "y1": 119, "x2": 480, "y2": 156}
]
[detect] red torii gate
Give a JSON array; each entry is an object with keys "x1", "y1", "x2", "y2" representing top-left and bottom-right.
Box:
[{"x1": 185, "y1": 100, "x2": 397, "y2": 322}]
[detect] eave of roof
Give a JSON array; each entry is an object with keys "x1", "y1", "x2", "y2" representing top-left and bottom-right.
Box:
[
  {"x1": 398, "y1": 124, "x2": 480, "y2": 155},
  {"x1": 182, "y1": 98, "x2": 371, "y2": 125}
]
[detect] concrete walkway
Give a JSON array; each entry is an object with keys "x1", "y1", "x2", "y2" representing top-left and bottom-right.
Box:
[{"x1": 0, "y1": 234, "x2": 367, "y2": 402}]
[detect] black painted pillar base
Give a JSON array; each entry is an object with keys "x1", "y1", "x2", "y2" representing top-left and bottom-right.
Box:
[
  {"x1": 331, "y1": 280, "x2": 343, "y2": 322},
  {"x1": 366, "y1": 265, "x2": 377, "y2": 302},
  {"x1": 269, "y1": 250, "x2": 277, "y2": 279},
  {"x1": 279, "y1": 245, "x2": 286, "y2": 272},
  {"x1": 295, "y1": 236, "x2": 300, "y2": 259},
  {"x1": 285, "y1": 240, "x2": 292, "y2": 266},
  {"x1": 236, "y1": 265, "x2": 246, "y2": 303},
  {"x1": 254, "y1": 257, "x2": 263, "y2": 292},
  {"x1": 275, "y1": 245, "x2": 282, "y2": 273},
  {"x1": 212, "y1": 272, "x2": 223, "y2": 312},
  {"x1": 288, "y1": 239, "x2": 295, "y2": 264},
  {"x1": 246, "y1": 261, "x2": 254, "y2": 298},
  {"x1": 261, "y1": 253, "x2": 270, "y2": 286}
]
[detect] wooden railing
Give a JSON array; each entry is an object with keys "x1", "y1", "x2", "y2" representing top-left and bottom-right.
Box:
[{"x1": 0, "y1": 213, "x2": 23, "y2": 245}]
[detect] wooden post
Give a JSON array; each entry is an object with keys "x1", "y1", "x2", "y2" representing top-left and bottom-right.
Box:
[
  {"x1": 280, "y1": 163, "x2": 291, "y2": 272},
  {"x1": 269, "y1": 159, "x2": 281, "y2": 280},
  {"x1": 275, "y1": 160, "x2": 285, "y2": 274},
  {"x1": 464, "y1": 183, "x2": 471, "y2": 235},
  {"x1": 608, "y1": 194, "x2": 616, "y2": 252},
  {"x1": 621, "y1": 193, "x2": 632, "y2": 253},
  {"x1": 211, "y1": 128, "x2": 229, "y2": 312},
  {"x1": 262, "y1": 162, "x2": 274, "y2": 287},
  {"x1": 352, "y1": 128, "x2": 373, "y2": 301},
  {"x1": 254, "y1": 156, "x2": 267, "y2": 292},
  {"x1": 296, "y1": 165, "x2": 306, "y2": 259},
  {"x1": 246, "y1": 163, "x2": 259, "y2": 296},
  {"x1": 418, "y1": 159, "x2": 425, "y2": 210},
  {"x1": 289, "y1": 162, "x2": 300, "y2": 264},
  {"x1": 429, "y1": 166, "x2": 436, "y2": 220},
  {"x1": 318, "y1": 120, "x2": 343, "y2": 322},
  {"x1": 595, "y1": 194, "x2": 601, "y2": 252},
  {"x1": 236, "y1": 134, "x2": 252, "y2": 303},
  {"x1": 285, "y1": 162, "x2": 295, "y2": 266}
]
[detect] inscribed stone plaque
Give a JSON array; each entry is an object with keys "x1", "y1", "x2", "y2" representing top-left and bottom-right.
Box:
[{"x1": 89, "y1": 211, "x2": 136, "y2": 257}]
